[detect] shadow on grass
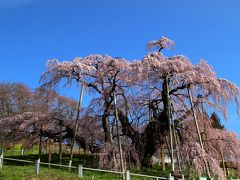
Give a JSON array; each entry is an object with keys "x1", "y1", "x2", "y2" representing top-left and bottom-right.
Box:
[
  {"x1": 2, "y1": 153, "x2": 172, "y2": 179},
  {"x1": 4, "y1": 153, "x2": 99, "y2": 168}
]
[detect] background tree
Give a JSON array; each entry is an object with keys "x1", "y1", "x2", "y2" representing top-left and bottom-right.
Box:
[
  {"x1": 0, "y1": 83, "x2": 32, "y2": 118},
  {"x1": 210, "y1": 112, "x2": 225, "y2": 129}
]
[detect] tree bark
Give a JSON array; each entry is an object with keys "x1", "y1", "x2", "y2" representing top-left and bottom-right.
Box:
[
  {"x1": 102, "y1": 99, "x2": 112, "y2": 142},
  {"x1": 161, "y1": 143, "x2": 165, "y2": 171},
  {"x1": 48, "y1": 139, "x2": 52, "y2": 168},
  {"x1": 59, "y1": 120, "x2": 63, "y2": 164},
  {"x1": 38, "y1": 127, "x2": 43, "y2": 159},
  {"x1": 109, "y1": 116, "x2": 117, "y2": 170},
  {"x1": 114, "y1": 77, "x2": 177, "y2": 168},
  {"x1": 118, "y1": 110, "x2": 167, "y2": 167}
]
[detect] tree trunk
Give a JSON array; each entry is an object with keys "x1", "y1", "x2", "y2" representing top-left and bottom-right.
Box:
[
  {"x1": 59, "y1": 120, "x2": 63, "y2": 164},
  {"x1": 38, "y1": 128, "x2": 43, "y2": 159},
  {"x1": 78, "y1": 145, "x2": 81, "y2": 156},
  {"x1": 115, "y1": 78, "x2": 173, "y2": 168},
  {"x1": 102, "y1": 101, "x2": 111, "y2": 142},
  {"x1": 109, "y1": 116, "x2": 117, "y2": 170},
  {"x1": 161, "y1": 143, "x2": 165, "y2": 171},
  {"x1": 118, "y1": 110, "x2": 167, "y2": 168},
  {"x1": 48, "y1": 139, "x2": 52, "y2": 168}
]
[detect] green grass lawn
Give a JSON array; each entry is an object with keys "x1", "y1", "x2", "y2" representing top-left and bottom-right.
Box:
[
  {"x1": 0, "y1": 164, "x2": 123, "y2": 180},
  {"x1": 2, "y1": 148, "x2": 237, "y2": 180},
  {"x1": 0, "y1": 163, "x2": 168, "y2": 180},
  {"x1": 0, "y1": 150, "x2": 170, "y2": 180}
]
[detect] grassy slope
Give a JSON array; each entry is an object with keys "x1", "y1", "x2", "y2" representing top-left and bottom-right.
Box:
[
  {"x1": 0, "y1": 150, "x2": 170, "y2": 180},
  {"x1": 1, "y1": 148, "x2": 238, "y2": 179}
]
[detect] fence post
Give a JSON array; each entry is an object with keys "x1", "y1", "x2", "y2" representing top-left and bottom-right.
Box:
[
  {"x1": 35, "y1": 158, "x2": 40, "y2": 175},
  {"x1": 169, "y1": 173, "x2": 174, "y2": 180},
  {"x1": 78, "y1": 165, "x2": 83, "y2": 178},
  {"x1": 68, "y1": 160, "x2": 72, "y2": 170},
  {"x1": 182, "y1": 174, "x2": 184, "y2": 180},
  {"x1": 21, "y1": 149, "x2": 24, "y2": 156},
  {"x1": 125, "y1": 170, "x2": 130, "y2": 180},
  {"x1": 0, "y1": 152, "x2": 3, "y2": 170}
]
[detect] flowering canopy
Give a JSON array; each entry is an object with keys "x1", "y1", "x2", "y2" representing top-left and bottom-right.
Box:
[
  {"x1": 39, "y1": 36, "x2": 240, "y2": 174},
  {"x1": 179, "y1": 112, "x2": 240, "y2": 179}
]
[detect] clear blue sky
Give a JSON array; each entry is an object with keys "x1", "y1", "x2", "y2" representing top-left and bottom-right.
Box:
[{"x1": 0, "y1": 0, "x2": 240, "y2": 134}]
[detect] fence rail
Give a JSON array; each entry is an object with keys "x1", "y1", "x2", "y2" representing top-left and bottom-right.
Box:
[
  {"x1": 130, "y1": 172, "x2": 168, "y2": 179},
  {"x1": 83, "y1": 166, "x2": 124, "y2": 174},
  {"x1": 0, "y1": 154, "x2": 170, "y2": 180},
  {"x1": 3, "y1": 157, "x2": 34, "y2": 164},
  {"x1": 40, "y1": 161, "x2": 77, "y2": 169}
]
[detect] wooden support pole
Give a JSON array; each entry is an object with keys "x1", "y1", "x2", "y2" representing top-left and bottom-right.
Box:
[
  {"x1": 164, "y1": 76, "x2": 174, "y2": 171},
  {"x1": 70, "y1": 84, "x2": 84, "y2": 164},
  {"x1": 113, "y1": 92, "x2": 125, "y2": 179},
  {"x1": 173, "y1": 124, "x2": 182, "y2": 172},
  {"x1": 221, "y1": 150, "x2": 227, "y2": 178},
  {"x1": 187, "y1": 87, "x2": 211, "y2": 177},
  {"x1": 187, "y1": 88, "x2": 204, "y2": 150}
]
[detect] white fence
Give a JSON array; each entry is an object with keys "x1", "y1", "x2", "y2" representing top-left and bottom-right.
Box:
[{"x1": 0, "y1": 154, "x2": 170, "y2": 180}]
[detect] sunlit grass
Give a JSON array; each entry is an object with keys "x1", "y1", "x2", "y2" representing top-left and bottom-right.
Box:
[
  {"x1": 2, "y1": 147, "x2": 237, "y2": 179},
  {"x1": 0, "y1": 150, "x2": 170, "y2": 180}
]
